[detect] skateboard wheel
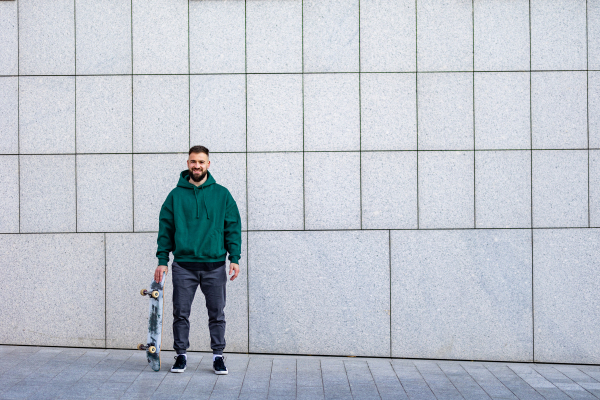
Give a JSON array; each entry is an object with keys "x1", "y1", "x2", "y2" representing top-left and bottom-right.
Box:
[
  {"x1": 140, "y1": 289, "x2": 147, "y2": 296},
  {"x1": 151, "y1": 291, "x2": 159, "y2": 299},
  {"x1": 148, "y1": 346, "x2": 156, "y2": 354},
  {"x1": 137, "y1": 343, "x2": 145, "y2": 351}
]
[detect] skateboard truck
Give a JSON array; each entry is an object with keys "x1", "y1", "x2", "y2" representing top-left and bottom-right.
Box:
[
  {"x1": 140, "y1": 289, "x2": 160, "y2": 299},
  {"x1": 137, "y1": 343, "x2": 157, "y2": 354}
]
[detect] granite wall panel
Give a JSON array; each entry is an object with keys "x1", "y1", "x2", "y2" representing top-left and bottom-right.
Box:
[
  {"x1": 0, "y1": 0, "x2": 17, "y2": 75},
  {"x1": 0, "y1": 156, "x2": 19, "y2": 233},
  {"x1": 248, "y1": 230, "x2": 390, "y2": 357},
  {"x1": 360, "y1": 0, "x2": 415, "y2": 72},
  {"x1": 20, "y1": 155, "x2": 76, "y2": 233},
  {"x1": 0, "y1": 234, "x2": 105, "y2": 347},
  {"x1": 75, "y1": 0, "x2": 132, "y2": 75},
  {"x1": 0, "y1": 77, "x2": 18, "y2": 154},
  {"x1": 132, "y1": 0, "x2": 188, "y2": 74},
  {"x1": 246, "y1": 0, "x2": 302, "y2": 73},
  {"x1": 391, "y1": 229, "x2": 533, "y2": 361},
  {"x1": 19, "y1": 0, "x2": 74, "y2": 75},
  {"x1": 534, "y1": 229, "x2": 600, "y2": 364}
]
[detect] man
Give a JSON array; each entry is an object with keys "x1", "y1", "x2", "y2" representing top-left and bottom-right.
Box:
[{"x1": 155, "y1": 145, "x2": 242, "y2": 375}]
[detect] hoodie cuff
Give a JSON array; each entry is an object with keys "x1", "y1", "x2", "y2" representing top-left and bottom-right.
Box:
[
  {"x1": 158, "y1": 258, "x2": 169, "y2": 267},
  {"x1": 228, "y1": 255, "x2": 240, "y2": 264}
]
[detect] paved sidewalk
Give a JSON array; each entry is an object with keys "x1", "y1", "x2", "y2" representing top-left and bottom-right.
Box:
[{"x1": 1, "y1": 345, "x2": 599, "y2": 399}]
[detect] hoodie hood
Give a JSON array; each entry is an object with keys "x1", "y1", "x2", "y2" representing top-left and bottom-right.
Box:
[{"x1": 177, "y1": 170, "x2": 216, "y2": 219}]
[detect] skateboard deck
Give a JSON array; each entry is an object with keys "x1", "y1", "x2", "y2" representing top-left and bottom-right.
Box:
[{"x1": 138, "y1": 272, "x2": 166, "y2": 371}]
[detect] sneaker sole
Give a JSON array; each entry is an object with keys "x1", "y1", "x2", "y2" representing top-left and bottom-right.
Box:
[
  {"x1": 214, "y1": 370, "x2": 228, "y2": 375},
  {"x1": 171, "y1": 368, "x2": 186, "y2": 373}
]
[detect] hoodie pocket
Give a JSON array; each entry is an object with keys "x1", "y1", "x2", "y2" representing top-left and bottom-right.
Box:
[{"x1": 205, "y1": 229, "x2": 223, "y2": 258}]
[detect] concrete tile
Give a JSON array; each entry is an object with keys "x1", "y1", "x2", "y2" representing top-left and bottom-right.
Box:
[
  {"x1": 304, "y1": 74, "x2": 360, "y2": 151},
  {"x1": 361, "y1": 151, "x2": 418, "y2": 229},
  {"x1": 132, "y1": 0, "x2": 187, "y2": 74},
  {"x1": 20, "y1": 155, "x2": 76, "y2": 233},
  {"x1": 77, "y1": 154, "x2": 133, "y2": 232},
  {"x1": 303, "y1": 0, "x2": 359, "y2": 72},
  {"x1": 189, "y1": 0, "x2": 245, "y2": 74},
  {"x1": 190, "y1": 75, "x2": 246, "y2": 153},
  {"x1": 391, "y1": 229, "x2": 533, "y2": 361},
  {"x1": 0, "y1": 234, "x2": 105, "y2": 347},
  {"x1": 0, "y1": 156, "x2": 18, "y2": 233},
  {"x1": 589, "y1": 1, "x2": 600, "y2": 70},
  {"x1": 460, "y1": 363, "x2": 518, "y2": 399},
  {"x1": 484, "y1": 363, "x2": 544, "y2": 400},
  {"x1": 418, "y1": 73, "x2": 473, "y2": 150},
  {"x1": 414, "y1": 362, "x2": 464, "y2": 399},
  {"x1": 360, "y1": 0, "x2": 415, "y2": 72},
  {"x1": 418, "y1": 151, "x2": 474, "y2": 229},
  {"x1": 417, "y1": 0, "x2": 473, "y2": 72},
  {"x1": 76, "y1": 76, "x2": 132, "y2": 153},
  {"x1": 534, "y1": 229, "x2": 600, "y2": 364},
  {"x1": 133, "y1": 153, "x2": 187, "y2": 232},
  {"x1": 106, "y1": 231, "x2": 248, "y2": 353},
  {"x1": 0, "y1": 77, "x2": 18, "y2": 154},
  {"x1": 532, "y1": 150, "x2": 588, "y2": 228},
  {"x1": 247, "y1": 153, "x2": 303, "y2": 230},
  {"x1": 475, "y1": 72, "x2": 530, "y2": 150},
  {"x1": 475, "y1": 151, "x2": 531, "y2": 228},
  {"x1": 247, "y1": 74, "x2": 303, "y2": 152},
  {"x1": 0, "y1": 0, "x2": 17, "y2": 75},
  {"x1": 304, "y1": 152, "x2": 361, "y2": 230},
  {"x1": 532, "y1": 72, "x2": 587, "y2": 149},
  {"x1": 591, "y1": 151, "x2": 600, "y2": 227},
  {"x1": 589, "y1": 72, "x2": 600, "y2": 149},
  {"x1": 474, "y1": 0, "x2": 530, "y2": 71},
  {"x1": 18, "y1": 0, "x2": 74, "y2": 75},
  {"x1": 19, "y1": 77, "x2": 75, "y2": 154},
  {"x1": 531, "y1": 0, "x2": 587, "y2": 70},
  {"x1": 75, "y1": 0, "x2": 131, "y2": 75},
  {"x1": 361, "y1": 73, "x2": 417, "y2": 151},
  {"x1": 246, "y1": 0, "x2": 302, "y2": 73},
  {"x1": 133, "y1": 75, "x2": 189, "y2": 153},
  {"x1": 249, "y1": 230, "x2": 390, "y2": 357},
  {"x1": 206, "y1": 152, "x2": 247, "y2": 232},
  {"x1": 507, "y1": 364, "x2": 572, "y2": 400},
  {"x1": 438, "y1": 363, "x2": 492, "y2": 400}
]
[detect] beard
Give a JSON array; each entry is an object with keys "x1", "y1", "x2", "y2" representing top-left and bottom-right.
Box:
[{"x1": 189, "y1": 169, "x2": 207, "y2": 182}]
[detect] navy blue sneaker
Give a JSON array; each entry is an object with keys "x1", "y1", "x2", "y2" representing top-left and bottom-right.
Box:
[
  {"x1": 213, "y1": 356, "x2": 228, "y2": 375},
  {"x1": 171, "y1": 355, "x2": 186, "y2": 373}
]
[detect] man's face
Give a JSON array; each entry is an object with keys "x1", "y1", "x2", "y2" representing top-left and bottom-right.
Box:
[{"x1": 187, "y1": 152, "x2": 210, "y2": 182}]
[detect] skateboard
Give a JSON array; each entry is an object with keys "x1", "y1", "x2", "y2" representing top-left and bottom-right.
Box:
[{"x1": 137, "y1": 272, "x2": 166, "y2": 371}]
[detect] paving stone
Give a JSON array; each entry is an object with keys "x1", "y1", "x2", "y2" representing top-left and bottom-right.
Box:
[
  {"x1": 366, "y1": 359, "x2": 407, "y2": 400},
  {"x1": 321, "y1": 359, "x2": 352, "y2": 399},
  {"x1": 344, "y1": 361, "x2": 380, "y2": 399},
  {"x1": 458, "y1": 363, "x2": 516, "y2": 400},
  {"x1": 437, "y1": 362, "x2": 492, "y2": 400},
  {"x1": 553, "y1": 365, "x2": 600, "y2": 398},
  {"x1": 414, "y1": 361, "x2": 463, "y2": 400},
  {"x1": 239, "y1": 357, "x2": 273, "y2": 399},
  {"x1": 390, "y1": 361, "x2": 436, "y2": 400},
  {"x1": 507, "y1": 364, "x2": 571, "y2": 400},
  {"x1": 530, "y1": 364, "x2": 597, "y2": 399}
]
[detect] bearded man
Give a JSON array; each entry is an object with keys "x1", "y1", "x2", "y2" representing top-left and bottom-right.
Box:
[{"x1": 154, "y1": 145, "x2": 242, "y2": 375}]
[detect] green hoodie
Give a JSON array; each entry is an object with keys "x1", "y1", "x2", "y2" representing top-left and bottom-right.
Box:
[{"x1": 156, "y1": 170, "x2": 242, "y2": 266}]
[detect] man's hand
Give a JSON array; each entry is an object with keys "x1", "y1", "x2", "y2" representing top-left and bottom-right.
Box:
[
  {"x1": 229, "y1": 263, "x2": 239, "y2": 281},
  {"x1": 155, "y1": 265, "x2": 168, "y2": 283}
]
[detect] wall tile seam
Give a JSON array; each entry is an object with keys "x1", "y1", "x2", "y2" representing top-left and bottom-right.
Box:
[
  {"x1": 10, "y1": 149, "x2": 599, "y2": 156},
  {"x1": 7, "y1": 70, "x2": 600, "y2": 78},
  {"x1": 9, "y1": 227, "x2": 600, "y2": 236}
]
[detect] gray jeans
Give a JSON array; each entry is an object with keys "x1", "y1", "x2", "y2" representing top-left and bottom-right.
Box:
[{"x1": 171, "y1": 261, "x2": 227, "y2": 355}]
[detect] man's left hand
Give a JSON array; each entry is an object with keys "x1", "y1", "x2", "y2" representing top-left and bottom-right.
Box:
[{"x1": 229, "y1": 263, "x2": 239, "y2": 281}]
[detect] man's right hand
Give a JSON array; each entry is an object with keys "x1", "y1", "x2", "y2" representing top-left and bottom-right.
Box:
[{"x1": 155, "y1": 265, "x2": 168, "y2": 283}]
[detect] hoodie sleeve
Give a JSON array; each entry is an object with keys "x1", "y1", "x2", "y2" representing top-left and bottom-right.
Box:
[
  {"x1": 224, "y1": 191, "x2": 242, "y2": 264},
  {"x1": 156, "y1": 192, "x2": 175, "y2": 266}
]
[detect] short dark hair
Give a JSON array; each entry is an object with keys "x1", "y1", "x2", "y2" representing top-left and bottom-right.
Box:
[{"x1": 189, "y1": 145, "x2": 209, "y2": 156}]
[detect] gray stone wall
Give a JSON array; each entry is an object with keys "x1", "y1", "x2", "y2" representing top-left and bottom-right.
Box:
[{"x1": 1, "y1": 0, "x2": 599, "y2": 364}]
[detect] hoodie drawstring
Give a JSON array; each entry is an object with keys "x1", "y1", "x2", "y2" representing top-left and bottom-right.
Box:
[{"x1": 194, "y1": 187, "x2": 210, "y2": 219}]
